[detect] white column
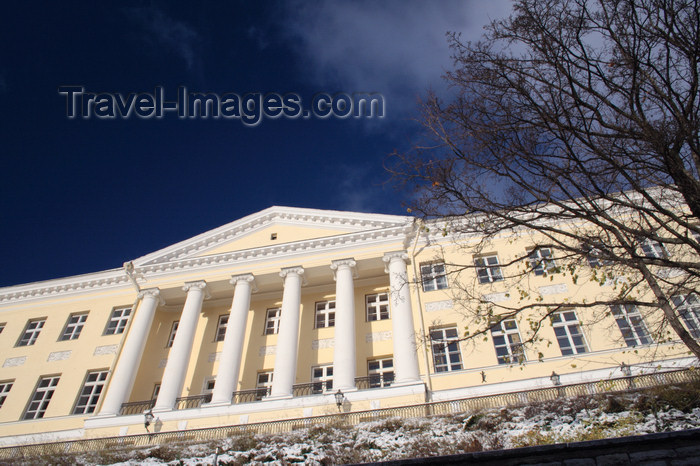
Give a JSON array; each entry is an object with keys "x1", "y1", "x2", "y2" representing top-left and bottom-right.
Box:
[
  {"x1": 331, "y1": 258, "x2": 357, "y2": 391},
  {"x1": 209, "y1": 274, "x2": 256, "y2": 406},
  {"x1": 98, "y1": 288, "x2": 162, "y2": 416},
  {"x1": 270, "y1": 266, "x2": 304, "y2": 398},
  {"x1": 383, "y1": 251, "x2": 421, "y2": 384},
  {"x1": 154, "y1": 281, "x2": 209, "y2": 412}
]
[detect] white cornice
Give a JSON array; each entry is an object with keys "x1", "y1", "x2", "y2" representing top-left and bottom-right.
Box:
[
  {"x1": 135, "y1": 223, "x2": 414, "y2": 279},
  {"x1": 0, "y1": 269, "x2": 131, "y2": 305},
  {"x1": 133, "y1": 206, "x2": 410, "y2": 267}
]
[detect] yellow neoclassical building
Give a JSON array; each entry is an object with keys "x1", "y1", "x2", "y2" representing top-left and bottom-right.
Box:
[{"x1": 0, "y1": 206, "x2": 695, "y2": 445}]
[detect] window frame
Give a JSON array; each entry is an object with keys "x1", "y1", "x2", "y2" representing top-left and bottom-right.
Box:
[
  {"x1": 314, "y1": 300, "x2": 336, "y2": 328},
  {"x1": 367, "y1": 357, "x2": 394, "y2": 388},
  {"x1": 166, "y1": 321, "x2": 179, "y2": 348},
  {"x1": 23, "y1": 375, "x2": 60, "y2": 420},
  {"x1": 215, "y1": 314, "x2": 229, "y2": 342},
  {"x1": 639, "y1": 238, "x2": 667, "y2": 259},
  {"x1": 59, "y1": 312, "x2": 89, "y2": 341},
  {"x1": 420, "y1": 262, "x2": 448, "y2": 292},
  {"x1": 490, "y1": 318, "x2": 526, "y2": 364},
  {"x1": 429, "y1": 327, "x2": 463, "y2": 373},
  {"x1": 0, "y1": 380, "x2": 13, "y2": 409},
  {"x1": 366, "y1": 292, "x2": 390, "y2": 321},
  {"x1": 104, "y1": 307, "x2": 132, "y2": 335},
  {"x1": 72, "y1": 370, "x2": 108, "y2": 415},
  {"x1": 311, "y1": 365, "x2": 334, "y2": 394},
  {"x1": 528, "y1": 247, "x2": 557, "y2": 276},
  {"x1": 671, "y1": 294, "x2": 700, "y2": 339},
  {"x1": 474, "y1": 255, "x2": 504, "y2": 284},
  {"x1": 264, "y1": 308, "x2": 281, "y2": 335},
  {"x1": 17, "y1": 318, "x2": 46, "y2": 347},
  {"x1": 551, "y1": 310, "x2": 589, "y2": 355},
  {"x1": 256, "y1": 371, "x2": 274, "y2": 400},
  {"x1": 610, "y1": 304, "x2": 653, "y2": 347},
  {"x1": 0, "y1": 322, "x2": 5, "y2": 335}
]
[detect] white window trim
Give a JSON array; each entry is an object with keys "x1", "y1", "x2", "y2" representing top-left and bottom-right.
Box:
[
  {"x1": 17, "y1": 318, "x2": 46, "y2": 347},
  {"x1": 672, "y1": 294, "x2": 700, "y2": 339},
  {"x1": 256, "y1": 371, "x2": 274, "y2": 399},
  {"x1": 475, "y1": 255, "x2": 504, "y2": 283},
  {"x1": 315, "y1": 300, "x2": 336, "y2": 328},
  {"x1": 551, "y1": 310, "x2": 588, "y2": 355},
  {"x1": 421, "y1": 262, "x2": 448, "y2": 292},
  {"x1": 311, "y1": 365, "x2": 334, "y2": 393},
  {"x1": 0, "y1": 380, "x2": 13, "y2": 409},
  {"x1": 610, "y1": 304, "x2": 653, "y2": 347},
  {"x1": 367, "y1": 357, "x2": 394, "y2": 388},
  {"x1": 215, "y1": 314, "x2": 229, "y2": 342},
  {"x1": 60, "y1": 313, "x2": 88, "y2": 341},
  {"x1": 639, "y1": 238, "x2": 667, "y2": 259},
  {"x1": 73, "y1": 370, "x2": 108, "y2": 415},
  {"x1": 23, "y1": 376, "x2": 60, "y2": 420},
  {"x1": 264, "y1": 308, "x2": 281, "y2": 335},
  {"x1": 366, "y1": 292, "x2": 390, "y2": 321},
  {"x1": 528, "y1": 247, "x2": 557, "y2": 276},
  {"x1": 430, "y1": 327, "x2": 463, "y2": 373},
  {"x1": 491, "y1": 318, "x2": 526, "y2": 364},
  {"x1": 104, "y1": 308, "x2": 131, "y2": 335},
  {"x1": 166, "y1": 321, "x2": 179, "y2": 348}
]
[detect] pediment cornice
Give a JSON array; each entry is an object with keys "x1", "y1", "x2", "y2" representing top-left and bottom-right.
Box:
[{"x1": 134, "y1": 206, "x2": 411, "y2": 267}]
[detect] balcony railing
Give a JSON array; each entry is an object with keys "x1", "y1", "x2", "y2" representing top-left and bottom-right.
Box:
[{"x1": 120, "y1": 377, "x2": 396, "y2": 414}]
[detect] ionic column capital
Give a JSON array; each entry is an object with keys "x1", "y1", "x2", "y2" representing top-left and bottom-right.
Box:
[
  {"x1": 383, "y1": 251, "x2": 410, "y2": 272},
  {"x1": 137, "y1": 287, "x2": 164, "y2": 305},
  {"x1": 330, "y1": 258, "x2": 357, "y2": 280},
  {"x1": 183, "y1": 280, "x2": 211, "y2": 299},
  {"x1": 230, "y1": 273, "x2": 257, "y2": 292},
  {"x1": 280, "y1": 266, "x2": 306, "y2": 285}
]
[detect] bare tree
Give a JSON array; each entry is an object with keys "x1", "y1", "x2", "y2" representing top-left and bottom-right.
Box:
[{"x1": 391, "y1": 0, "x2": 700, "y2": 358}]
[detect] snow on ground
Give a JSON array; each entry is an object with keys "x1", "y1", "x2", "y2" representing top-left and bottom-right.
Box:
[{"x1": 67, "y1": 389, "x2": 700, "y2": 465}]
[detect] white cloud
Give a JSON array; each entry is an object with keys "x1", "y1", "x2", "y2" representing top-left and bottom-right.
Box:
[
  {"x1": 126, "y1": 6, "x2": 200, "y2": 70},
  {"x1": 280, "y1": 0, "x2": 513, "y2": 116}
]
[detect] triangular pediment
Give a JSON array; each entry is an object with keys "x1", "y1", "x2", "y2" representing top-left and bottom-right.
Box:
[{"x1": 133, "y1": 206, "x2": 411, "y2": 266}]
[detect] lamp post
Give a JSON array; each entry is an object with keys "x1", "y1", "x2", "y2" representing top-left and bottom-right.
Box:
[
  {"x1": 550, "y1": 371, "x2": 561, "y2": 386},
  {"x1": 144, "y1": 409, "x2": 154, "y2": 433},
  {"x1": 621, "y1": 362, "x2": 632, "y2": 377},
  {"x1": 334, "y1": 389, "x2": 344, "y2": 412}
]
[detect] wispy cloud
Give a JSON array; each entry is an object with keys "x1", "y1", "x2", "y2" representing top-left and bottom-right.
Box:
[
  {"x1": 125, "y1": 6, "x2": 200, "y2": 70},
  {"x1": 280, "y1": 0, "x2": 512, "y2": 117}
]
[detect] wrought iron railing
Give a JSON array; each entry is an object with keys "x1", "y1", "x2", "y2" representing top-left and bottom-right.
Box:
[
  {"x1": 355, "y1": 374, "x2": 394, "y2": 390},
  {"x1": 292, "y1": 381, "x2": 332, "y2": 397},
  {"x1": 232, "y1": 388, "x2": 269, "y2": 404},
  {"x1": 8, "y1": 367, "x2": 696, "y2": 461},
  {"x1": 119, "y1": 394, "x2": 212, "y2": 415}
]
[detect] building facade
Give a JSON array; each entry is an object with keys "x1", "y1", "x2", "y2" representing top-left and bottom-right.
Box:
[{"x1": 0, "y1": 206, "x2": 694, "y2": 445}]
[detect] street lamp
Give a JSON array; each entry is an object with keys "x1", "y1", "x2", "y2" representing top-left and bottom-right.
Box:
[
  {"x1": 621, "y1": 362, "x2": 632, "y2": 377},
  {"x1": 334, "y1": 390, "x2": 344, "y2": 411},
  {"x1": 144, "y1": 409, "x2": 154, "y2": 432},
  {"x1": 550, "y1": 371, "x2": 561, "y2": 386}
]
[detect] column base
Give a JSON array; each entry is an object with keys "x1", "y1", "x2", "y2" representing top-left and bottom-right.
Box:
[
  {"x1": 202, "y1": 400, "x2": 232, "y2": 408},
  {"x1": 391, "y1": 379, "x2": 424, "y2": 388},
  {"x1": 91, "y1": 412, "x2": 119, "y2": 419},
  {"x1": 152, "y1": 406, "x2": 173, "y2": 414}
]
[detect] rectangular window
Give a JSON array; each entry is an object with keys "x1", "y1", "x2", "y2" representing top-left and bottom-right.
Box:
[
  {"x1": 166, "y1": 321, "x2": 179, "y2": 348},
  {"x1": 430, "y1": 327, "x2": 463, "y2": 372},
  {"x1": 256, "y1": 371, "x2": 274, "y2": 400},
  {"x1": 491, "y1": 319, "x2": 526, "y2": 364},
  {"x1": 368, "y1": 358, "x2": 394, "y2": 388},
  {"x1": 640, "y1": 238, "x2": 667, "y2": 259},
  {"x1": 73, "y1": 370, "x2": 108, "y2": 414},
  {"x1": 264, "y1": 308, "x2": 281, "y2": 335},
  {"x1": 104, "y1": 308, "x2": 131, "y2": 335},
  {"x1": 475, "y1": 255, "x2": 504, "y2": 283},
  {"x1": 584, "y1": 242, "x2": 612, "y2": 268},
  {"x1": 551, "y1": 310, "x2": 588, "y2": 355},
  {"x1": 152, "y1": 384, "x2": 161, "y2": 400},
  {"x1": 17, "y1": 318, "x2": 46, "y2": 347},
  {"x1": 671, "y1": 294, "x2": 700, "y2": 339},
  {"x1": 315, "y1": 301, "x2": 336, "y2": 328},
  {"x1": 421, "y1": 262, "x2": 448, "y2": 291},
  {"x1": 215, "y1": 315, "x2": 228, "y2": 342},
  {"x1": 0, "y1": 322, "x2": 5, "y2": 334},
  {"x1": 528, "y1": 248, "x2": 556, "y2": 276},
  {"x1": 59, "y1": 313, "x2": 88, "y2": 341},
  {"x1": 23, "y1": 376, "x2": 60, "y2": 420},
  {"x1": 366, "y1": 292, "x2": 390, "y2": 321},
  {"x1": 0, "y1": 380, "x2": 13, "y2": 409},
  {"x1": 312, "y1": 365, "x2": 333, "y2": 394},
  {"x1": 203, "y1": 379, "x2": 215, "y2": 395},
  {"x1": 610, "y1": 304, "x2": 653, "y2": 346}
]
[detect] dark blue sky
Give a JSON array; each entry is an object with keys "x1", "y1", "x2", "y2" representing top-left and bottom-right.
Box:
[{"x1": 0, "y1": 1, "x2": 510, "y2": 287}]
